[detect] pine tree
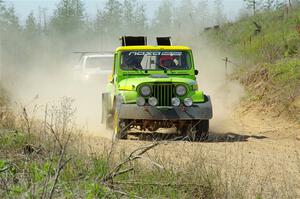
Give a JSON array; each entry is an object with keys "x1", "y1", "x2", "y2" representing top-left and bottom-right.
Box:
[
  {"x1": 123, "y1": 0, "x2": 135, "y2": 34},
  {"x1": 133, "y1": 2, "x2": 147, "y2": 34},
  {"x1": 174, "y1": 0, "x2": 196, "y2": 34},
  {"x1": 0, "y1": 0, "x2": 4, "y2": 13},
  {"x1": 0, "y1": 5, "x2": 20, "y2": 32},
  {"x1": 0, "y1": 4, "x2": 22, "y2": 76},
  {"x1": 25, "y1": 12, "x2": 38, "y2": 37},
  {"x1": 274, "y1": 0, "x2": 286, "y2": 10},
  {"x1": 196, "y1": 0, "x2": 210, "y2": 28},
  {"x1": 95, "y1": 0, "x2": 122, "y2": 37},
  {"x1": 152, "y1": 0, "x2": 173, "y2": 34},
  {"x1": 263, "y1": 0, "x2": 276, "y2": 10},
  {"x1": 214, "y1": 0, "x2": 226, "y2": 25},
  {"x1": 243, "y1": 0, "x2": 261, "y2": 15},
  {"x1": 50, "y1": 0, "x2": 85, "y2": 34}
]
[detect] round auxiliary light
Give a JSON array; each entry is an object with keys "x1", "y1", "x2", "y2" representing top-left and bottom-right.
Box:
[
  {"x1": 171, "y1": 97, "x2": 181, "y2": 107},
  {"x1": 140, "y1": 85, "x2": 151, "y2": 97},
  {"x1": 148, "y1": 97, "x2": 158, "y2": 106},
  {"x1": 184, "y1": 98, "x2": 193, "y2": 107},
  {"x1": 175, "y1": 85, "x2": 187, "y2": 96},
  {"x1": 136, "y1": 97, "x2": 146, "y2": 106}
]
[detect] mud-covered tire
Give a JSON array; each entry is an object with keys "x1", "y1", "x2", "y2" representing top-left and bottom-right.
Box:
[
  {"x1": 181, "y1": 120, "x2": 209, "y2": 142},
  {"x1": 106, "y1": 114, "x2": 113, "y2": 129},
  {"x1": 115, "y1": 124, "x2": 128, "y2": 140},
  {"x1": 198, "y1": 120, "x2": 209, "y2": 141},
  {"x1": 113, "y1": 109, "x2": 128, "y2": 140},
  {"x1": 102, "y1": 93, "x2": 111, "y2": 126}
]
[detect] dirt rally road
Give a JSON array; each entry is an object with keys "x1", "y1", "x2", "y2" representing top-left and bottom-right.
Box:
[
  {"x1": 87, "y1": 101, "x2": 300, "y2": 197},
  {"x1": 68, "y1": 76, "x2": 300, "y2": 197},
  {"x1": 14, "y1": 73, "x2": 300, "y2": 197},
  {"x1": 10, "y1": 48, "x2": 300, "y2": 197}
]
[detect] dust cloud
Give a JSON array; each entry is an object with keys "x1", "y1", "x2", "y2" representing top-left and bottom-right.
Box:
[
  {"x1": 1, "y1": 36, "x2": 244, "y2": 137},
  {"x1": 2, "y1": 54, "x2": 111, "y2": 138},
  {"x1": 0, "y1": 0, "x2": 247, "y2": 137},
  {"x1": 192, "y1": 39, "x2": 245, "y2": 133}
]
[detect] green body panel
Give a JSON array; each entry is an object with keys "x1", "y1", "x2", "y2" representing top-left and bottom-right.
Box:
[
  {"x1": 119, "y1": 91, "x2": 138, "y2": 104},
  {"x1": 116, "y1": 76, "x2": 205, "y2": 104},
  {"x1": 191, "y1": 91, "x2": 205, "y2": 102},
  {"x1": 107, "y1": 48, "x2": 206, "y2": 108},
  {"x1": 118, "y1": 76, "x2": 196, "y2": 91}
]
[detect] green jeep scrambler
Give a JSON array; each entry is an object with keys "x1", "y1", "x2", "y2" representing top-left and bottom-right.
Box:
[{"x1": 102, "y1": 36, "x2": 213, "y2": 141}]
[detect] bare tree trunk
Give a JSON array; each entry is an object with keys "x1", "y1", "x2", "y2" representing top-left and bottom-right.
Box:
[
  {"x1": 0, "y1": 39, "x2": 2, "y2": 81},
  {"x1": 288, "y1": 0, "x2": 292, "y2": 9}
]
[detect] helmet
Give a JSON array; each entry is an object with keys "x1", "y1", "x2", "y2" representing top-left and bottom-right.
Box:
[{"x1": 160, "y1": 55, "x2": 175, "y2": 67}]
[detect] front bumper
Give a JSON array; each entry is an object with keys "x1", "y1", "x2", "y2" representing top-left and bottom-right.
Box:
[{"x1": 118, "y1": 96, "x2": 213, "y2": 120}]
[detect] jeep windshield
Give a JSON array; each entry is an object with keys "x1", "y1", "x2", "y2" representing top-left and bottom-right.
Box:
[{"x1": 120, "y1": 51, "x2": 192, "y2": 71}]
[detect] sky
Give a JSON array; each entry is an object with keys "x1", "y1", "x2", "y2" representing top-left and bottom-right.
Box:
[{"x1": 4, "y1": 0, "x2": 246, "y2": 23}]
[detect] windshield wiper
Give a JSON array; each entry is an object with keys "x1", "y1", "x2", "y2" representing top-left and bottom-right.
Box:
[
  {"x1": 132, "y1": 66, "x2": 141, "y2": 70},
  {"x1": 159, "y1": 65, "x2": 169, "y2": 70},
  {"x1": 123, "y1": 64, "x2": 140, "y2": 71}
]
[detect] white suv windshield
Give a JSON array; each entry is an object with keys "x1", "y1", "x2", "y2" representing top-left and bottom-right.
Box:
[
  {"x1": 121, "y1": 51, "x2": 192, "y2": 71},
  {"x1": 85, "y1": 57, "x2": 113, "y2": 70}
]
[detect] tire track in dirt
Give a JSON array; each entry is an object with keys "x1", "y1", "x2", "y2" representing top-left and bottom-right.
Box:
[{"x1": 83, "y1": 103, "x2": 300, "y2": 197}]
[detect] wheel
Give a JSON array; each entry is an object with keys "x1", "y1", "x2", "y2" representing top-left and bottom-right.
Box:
[
  {"x1": 101, "y1": 94, "x2": 106, "y2": 123},
  {"x1": 197, "y1": 120, "x2": 209, "y2": 141},
  {"x1": 106, "y1": 114, "x2": 113, "y2": 129},
  {"x1": 102, "y1": 93, "x2": 112, "y2": 128},
  {"x1": 181, "y1": 120, "x2": 209, "y2": 142},
  {"x1": 113, "y1": 109, "x2": 128, "y2": 140}
]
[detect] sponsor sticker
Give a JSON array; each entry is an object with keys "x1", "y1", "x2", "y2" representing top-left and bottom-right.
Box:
[{"x1": 128, "y1": 51, "x2": 182, "y2": 56}]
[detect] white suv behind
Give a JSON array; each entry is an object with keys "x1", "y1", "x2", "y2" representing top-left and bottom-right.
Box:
[{"x1": 74, "y1": 53, "x2": 113, "y2": 81}]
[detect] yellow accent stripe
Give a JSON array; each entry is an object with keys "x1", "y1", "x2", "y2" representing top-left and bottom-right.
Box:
[{"x1": 116, "y1": 46, "x2": 191, "y2": 52}]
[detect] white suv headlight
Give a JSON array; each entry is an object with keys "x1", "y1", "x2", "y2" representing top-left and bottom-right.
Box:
[{"x1": 175, "y1": 85, "x2": 187, "y2": 96}]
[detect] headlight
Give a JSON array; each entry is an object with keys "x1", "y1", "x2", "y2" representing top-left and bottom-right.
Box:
[
  {"x1": 184, "y1": 98, "x2": 193, "y2": 107},
  {"x1": 171, "y1": 97, "x2": 180, "y2": 107},
  {"x1": 175, "y1": 85, "x2": 187, "y2": 96},
  {"x1": 140, "y1": 85, "x2": 151, "y2": 97},
  {"x1": 148, "y1": 97, "x2": 158, "y2": 106},
  {"x1": 136, "y1": 97, "x2": 146, "y2": 106}
]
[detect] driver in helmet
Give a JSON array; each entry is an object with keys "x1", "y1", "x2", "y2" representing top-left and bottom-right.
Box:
[{"x1": 159, "y1": 55, "x2": 177, "y2": 69}]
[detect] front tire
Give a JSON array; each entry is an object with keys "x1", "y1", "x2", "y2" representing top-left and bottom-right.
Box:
[
  {"x1": 181, "y1": 120, "x2": 209, "y2": 142},
  {"x1": 106, "y1": 114, "x2": 113, "y2": 129},
  {"x1": 113, "y1": 109, "x2": 128, "y2": 140},
  {"x1": 196, "y1": 120, "x2": 209, "y2": 141}
]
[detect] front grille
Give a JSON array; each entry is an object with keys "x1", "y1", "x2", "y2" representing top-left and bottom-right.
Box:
[{"x1": 151, "y1": 84, "x2": 175, "y2": 106}]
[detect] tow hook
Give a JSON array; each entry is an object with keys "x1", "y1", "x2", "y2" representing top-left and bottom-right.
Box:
[
  {"x1": 144, "y1": 107, "x2": 153, "y2": 116},
  {"x1": 180, "y1": 105, "x2": 186, "y2": 112}
]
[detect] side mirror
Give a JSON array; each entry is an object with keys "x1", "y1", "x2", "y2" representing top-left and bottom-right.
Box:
[{"x1": 195, "y1": 70, "x2": 199, "y2": 75}]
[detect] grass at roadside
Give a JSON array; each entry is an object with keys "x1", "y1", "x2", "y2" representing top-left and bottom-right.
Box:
[
  {"x1": 1, "y1": 96, "x2": 295, "y2": 198},
  {"x1": 0, "y1": 128, "x2": 241, "y2": 198},
  {"x1": 205, "y1": 6, "x2": 300, "y2": 120},
  {"x1": 0, "y1": 96, "x2": 240, "y2": 198},
  {"x1": 238, "y1": 58, "x2": 300, "y2": 117}
]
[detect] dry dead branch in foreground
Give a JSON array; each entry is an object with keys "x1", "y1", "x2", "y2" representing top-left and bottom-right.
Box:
[{"x1": 101, "y1": 142, "x2": 160, "y2": 184}]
